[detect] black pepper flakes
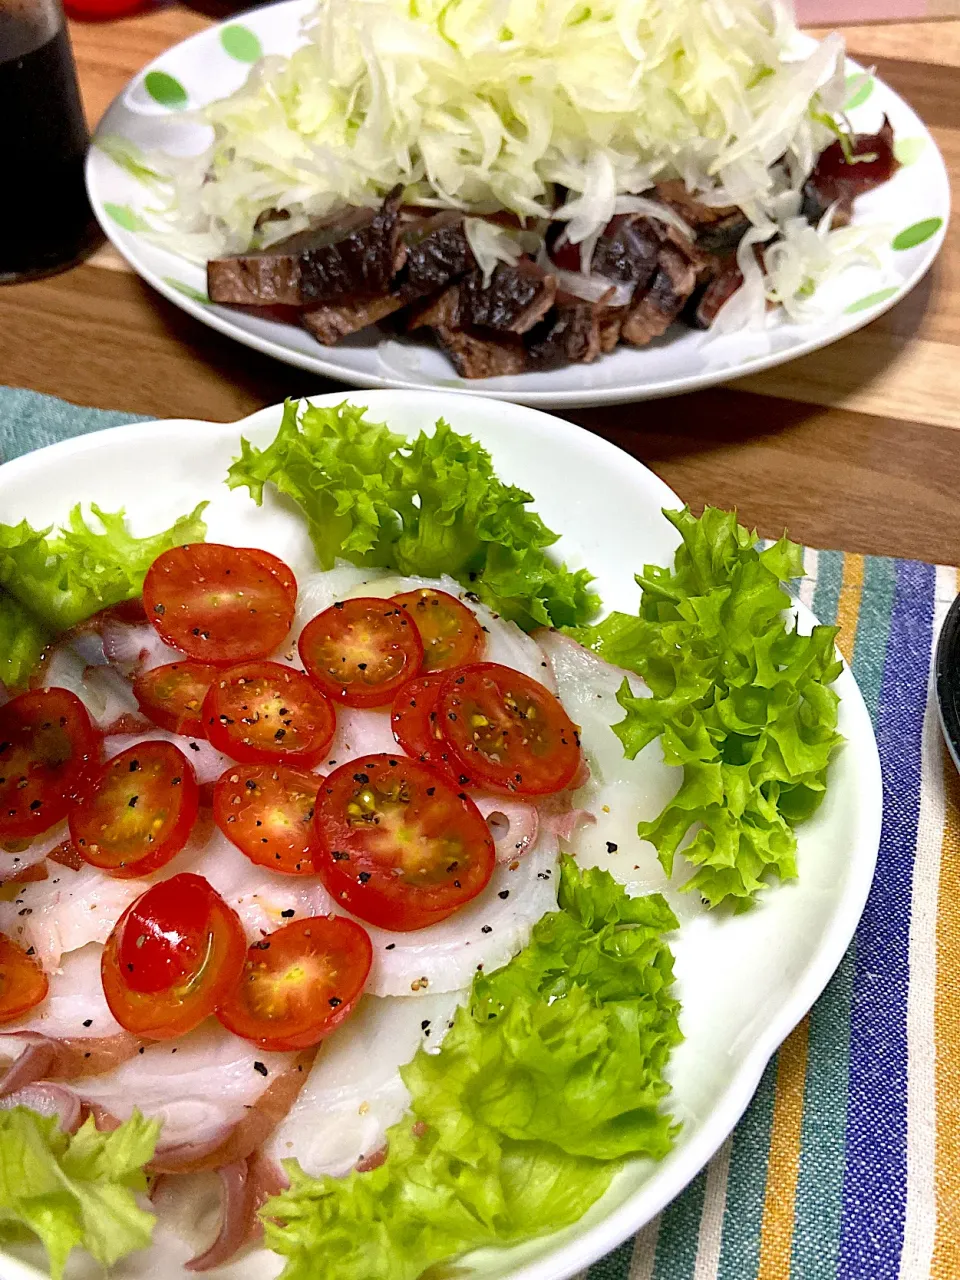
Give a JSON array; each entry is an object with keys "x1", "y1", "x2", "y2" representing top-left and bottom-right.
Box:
[{"x1": 253, "y1": 1061, "x2": 268, "y2": 1077}]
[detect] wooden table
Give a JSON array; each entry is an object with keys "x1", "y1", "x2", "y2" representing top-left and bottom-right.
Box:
[{"x1": 3, "y1": 7, "x2": 959, "y2": 565}]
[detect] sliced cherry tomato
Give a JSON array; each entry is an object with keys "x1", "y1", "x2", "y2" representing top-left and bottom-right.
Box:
[
  {"x1": 313, "y1": 754, "x2": 495, "y2": 931},
  {"x1": 214, "y1": 763, "x2": 321, "y2": 875},
  {"x1": 70, "y1": 741, "x2": 200, "y2": 878},
  {"x1": 216, "y1": 915, "x2": 372, "y2": 1051},
  {"x1": 101, "y1": 873, "x2": 245, "y2": 1039},
  {"x1": 438, "y1": 663, "x2": 582, "y2": 796},
  {"x1": 390, "y1": 674, "x2": 460, "y2": 779},
  {"x1": 299, "y1": 598, "x2": 424, "y2": 709},
  {"x1": 391, "y1": 589, "x2": 484, "y2": 673},
  {"x1": 0, "y1": 934, "x2": 48, "y2": 1024},
  {"x1": 133, "y1": 661, "x2": 218, "y2": 737},
  {"x1": 203, "y1": 662, "x2": 336, "y2": 768},
  {"x1": 142, "y1": 543, "x2": 296, "y2": 665},
  {"x1": 241, "y1": 549, "x2": 298, "y2": 604},
  {"x1": 0, "y1": 689, "x2": 100, "y2": 840}
]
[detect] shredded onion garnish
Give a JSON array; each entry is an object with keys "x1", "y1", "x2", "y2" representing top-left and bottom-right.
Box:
[{"x1": 117, "y1": 0, "x2": 847, "y2": 260}]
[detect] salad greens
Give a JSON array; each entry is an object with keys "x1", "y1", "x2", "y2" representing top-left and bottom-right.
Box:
[
  {"x1": 0, "y1": 503, "x2": 207, "y2": 690},
  {"x1": 228, "y1": 400, "x2": 598, "y2": 632},
  {"x1": 0, "y1": 1108, "x2": 159, "y2": 1280},
  {"x1": 263, "y1": 858, "x2": 681, "y2": 1280},
  {"x1": 575, "y1": 506, "x2": 843, "y2": 910}
]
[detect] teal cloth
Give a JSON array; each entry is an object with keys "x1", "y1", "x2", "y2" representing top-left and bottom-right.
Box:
[{"x1": 0, "y1": 387, "x2": 148, "y2": 463}]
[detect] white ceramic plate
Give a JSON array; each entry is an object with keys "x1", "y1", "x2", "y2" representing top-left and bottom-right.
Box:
[
  {"x1": 0, "y1": 390, "x2": 882, "y2": 1280},
  {"x1": 84, "y1": 5, "x2": 949, "y2": 408}
]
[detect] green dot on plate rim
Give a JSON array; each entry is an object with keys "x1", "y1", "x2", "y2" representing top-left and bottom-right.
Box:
[
  {"x1": 892, "y1": 218, "x2": 944, "y2": 251},
  {"x1": 163, "y1": 277, "x2": 210, "y2": 304},
  {"x1": 220, "y1": 24, "x2": 263, "y2": 62},
  {"x1": 844, "y1": 286, "x2": 900, "y2": 314},
  {"x1": 144, "y1": 70, "x2": 188, "y2": 109},
  {"x1": 893, "y1": 137, "x2": 925, "y2": 167}
]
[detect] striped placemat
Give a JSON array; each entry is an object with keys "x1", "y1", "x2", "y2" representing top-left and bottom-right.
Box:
[{"x1": 586, "y1": 551, "x2": 959, "y2": 1280}]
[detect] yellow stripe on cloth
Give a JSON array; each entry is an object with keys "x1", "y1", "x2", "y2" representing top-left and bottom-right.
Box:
[
  {"x1": 932, "y1": 750, "x2": 960, "y2": 1277},
  {"x1": 756, "y1": 552, "x2": 865, "y2": 1279}
]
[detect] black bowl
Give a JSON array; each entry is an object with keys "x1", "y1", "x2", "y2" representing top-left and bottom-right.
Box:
[{"x1": 935, "y1": 592, "x2": 960, "y2": 772}]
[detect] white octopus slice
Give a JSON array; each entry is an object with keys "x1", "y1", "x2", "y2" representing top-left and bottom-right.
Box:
[
  {"x1": 363, "y1": 830, "x2": 559, "y2": 998},
  {"x1": 2, "y1": 943, "x2": 122, "y2": 1041},
  {"x1": 74, "y1": 1022, "x2": 295, "y2": 1156},
  {"x1": 267, "y1": 990, "x2": 462, "y2": 1179},
  {"x1": 537, "y1": 630, "x2": 695, "y2": 915}
]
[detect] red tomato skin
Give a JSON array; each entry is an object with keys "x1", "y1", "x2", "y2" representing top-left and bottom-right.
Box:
[
  {"x1": 203, "y1": 662, "x2": 336, "y2": 768},
  {"x1": 133, "y1": 662, "x2": 218, "y2": 737},
  {"x1": 437, "y1": 663, "x2": 582, "y2": 797},
  {"x1": 101, "y1": 874, "x2": 246, "y2": 1040},
  {"x1": 391, "y1": 589, "x2": 485, "y2": 673},
  {"x1": 0, "y1": 688, "x2": 101, "y2": 841},
  {"x1": 390, "y1": 674, "x2": 462, "y2": 781},
  {"x1": 216, "y1": 915, "x2": 373, "y2": 1051},
  {"x1": 213, "y1": 763, "x2": 321, "y2": 875},
  {"x1": 0, "y1": 934, "x2": 48, "y2": 1024},
  {"x1": 313, "y1": 754, "x2": 495, "y2": 931},
  {"x1": 299, "y1": 598, "x2": 424, "y2": 709},
  {"x1": 142, "y1": 543, "x2": 295, "y2": 665},
  {"x1": 240, "y1": 549, "x2": 298, "y2": 604},
  {"x1": 69, "y1": 741, "x2": 200, "y2": 878}
]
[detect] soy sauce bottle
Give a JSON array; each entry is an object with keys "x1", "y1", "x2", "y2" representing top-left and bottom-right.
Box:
[{"x1": 0, "y1": 0, "x2": 100, "y2": 282}]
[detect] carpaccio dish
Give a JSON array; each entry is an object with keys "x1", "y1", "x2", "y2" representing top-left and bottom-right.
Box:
[{"x1": 0, "y1": 401, "x2": 844, "y2": 1279}]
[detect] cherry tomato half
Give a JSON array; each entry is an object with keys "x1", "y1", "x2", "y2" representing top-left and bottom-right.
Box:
[
  {"x1": 313, "y1": 754, "x2": 495, "y2": 931},
  {"x1": 0, "y1": 934, "x2": 48, "y2": 1024},
  {"x1": 0, "y1": 689, "x2": 100, "y2": 841},
  {"x1": 213, "y1": 763, "x2": 321, "y2": 875},
  {"x1": 390, "y1": 674, "x2": 460, "y2": 779},
  {"x1": 216, "y1": 915, "x2": 372, "y2": 1051},
  {"x1": 391, "y1": 589, "x2": 485, "y2": 673},
  {"x1": 70, "y1": 741, "x2": 200, "y2": 878},
  {"x1": 438, "y1": 663, "x2": 582, "y2": 796},
  {"x1": 203, "y1": 662, "x2": 336, "y2": 768},
  {"x1": 241, "y1": 549, "x2": 298, "y2": 605},
  {"x1": 142, "y1": 543, "x2": 296, "y2": 665},
  {"x1": 101, "y1": 873, "x2": 246, "y2": 1039},
  {"x1": 298, "y1": 598, "x2": 424, "y2": 708},
  {"x1": 133, "y1": 662, "x2": 218, "y2": 737}
]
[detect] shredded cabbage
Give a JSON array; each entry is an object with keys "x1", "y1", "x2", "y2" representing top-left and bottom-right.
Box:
[{"x1": 132, "y1": 0, "x2": 846, "y2": 259}]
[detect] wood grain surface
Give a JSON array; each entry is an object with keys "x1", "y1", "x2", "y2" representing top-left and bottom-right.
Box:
[{"x1": 1, "y1": 5, "x2": 959, "y2": 564}]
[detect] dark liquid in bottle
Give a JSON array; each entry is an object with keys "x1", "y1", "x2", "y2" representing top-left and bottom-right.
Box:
[{"x1": 0, "y1": 14, "x2": 101, "y2": 282}]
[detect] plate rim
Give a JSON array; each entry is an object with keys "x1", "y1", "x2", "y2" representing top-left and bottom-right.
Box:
[
  {"x1": 0, "y1": 388, "x2": 883, "y2": 1279},
  {"x1": 84, "y1": 2, "x2": 951, "y2": 408}
]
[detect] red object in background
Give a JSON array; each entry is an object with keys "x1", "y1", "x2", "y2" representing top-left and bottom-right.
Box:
[{"x1": 64, "y1": 0, "x2": 151, "y2": 22}]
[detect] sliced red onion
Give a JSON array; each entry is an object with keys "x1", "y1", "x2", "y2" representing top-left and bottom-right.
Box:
[
  {"x1": 0, "y1": 1083, "x2": 82, "y2": 1133},
  {"x1": 185, "y1": 1161, "x2": 250, "y2": 1273},
  {"x1": 474, "y1": 798, "x2": 539, "y2": 862},
  {"x1": 150, "y1": 1124, "x2": 238, "y2": 1174},
  {"x1": 543, "y1": 807, "x2": 596, "y2": 843},
  {"x1": 0, "y1": 1041, "x2": 56, "y2": 1096}
]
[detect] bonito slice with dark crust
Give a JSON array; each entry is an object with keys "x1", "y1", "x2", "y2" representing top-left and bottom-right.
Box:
[{"x1": 207, "y1": 186, "x2": 406, "y2": 307}]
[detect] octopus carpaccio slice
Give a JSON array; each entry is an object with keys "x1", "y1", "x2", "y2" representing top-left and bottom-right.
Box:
[
  {"x1": 73, "y1": 1022, "x2": 299, "y2": 1157},
  {"x1": 537, "y1": 630, "x2": 697, "y2": 918},
  {"x1": 266, "y1": 990, "x2": 462, "y2": 1178},
  {"x1": 362, "y1": 829, "x2": 560, "y2": 997}
]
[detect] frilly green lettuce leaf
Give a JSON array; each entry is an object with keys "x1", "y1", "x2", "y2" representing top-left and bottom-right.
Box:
[
  {"x1": 0, "y1": 591, "x2": 50, "y2": 692},
  {"x1": 574, "y1": 506, "x2": 842, "y2": 910},
  {"x1": 0, "y1": 1108, "x2": 159, "y2": 1280},
  {"x1": 227, "y1": 399, "x2": 597, "y2": 631},
  {"x1": 263, "y1": 858, "x2": 680, "y2": 1280},
  {"x1": 0, "y1": 502, "x2": 208, "y2": 632}
]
